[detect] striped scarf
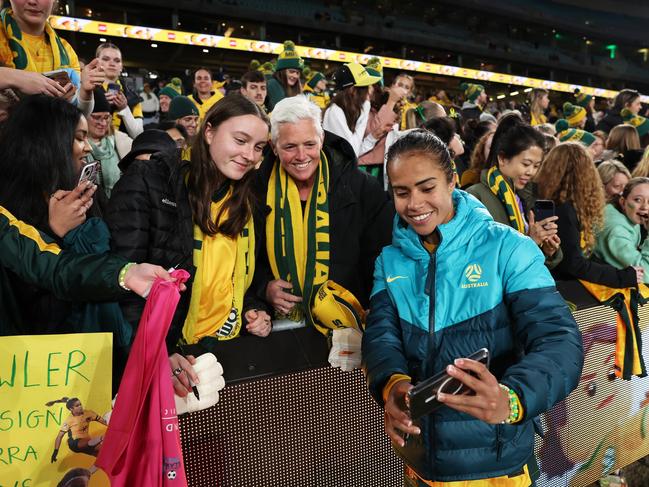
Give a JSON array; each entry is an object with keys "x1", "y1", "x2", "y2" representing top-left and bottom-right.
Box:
[
  {"x1": 1, "y1": 8, "x2": 73, "y2": 71},
  {"x1": 487, "y1": 166, "x2": 525, "y2": 233},
  {"x1": 182, "y1": 187, "x2": 255, "y2": 343},
  {"x1": 579, "y1": 281, "x2": 649, "y2": 380},
  {"x1": 266, "y1": 152, "x2": 330, "y2": 328}
]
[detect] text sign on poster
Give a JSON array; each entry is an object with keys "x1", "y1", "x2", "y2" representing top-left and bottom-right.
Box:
[{"x1": 0, "y1": 334, "x2": 113, "y2": 487}]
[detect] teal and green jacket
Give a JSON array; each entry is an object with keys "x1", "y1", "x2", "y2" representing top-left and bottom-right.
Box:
[
  {"x1": 0, "y1": 205, "x2": 127, "y2": 335},
  {"x1": 594, "y1": 203, "x2": 649, "y2": 284},
  {"x1": 362, "y1": 190, "x2": 582, "y2": 482}
]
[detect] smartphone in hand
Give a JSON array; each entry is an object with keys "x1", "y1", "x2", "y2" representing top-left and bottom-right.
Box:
[
  {"x1": 533, "y1": 199, "x2": 555, "y2": 222},
  {"x1": 78, "y1": 161, "x2": 100, "y2": 186},
  {"x1": 408, "y1": 348, "x2": 490, "y2": 420},
  {"x1": 106, "y1": 82, "x2": 121, "y2": 96},
  {"x1": 43, "y1": 69, "x2": 71, "y2": 87}
]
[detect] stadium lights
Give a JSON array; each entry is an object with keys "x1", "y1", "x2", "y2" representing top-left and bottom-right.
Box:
[
  {"x1": 510, "y1": 91, "x2": 519, "y2": 96},
  {"x1": 48, "y1": 15, "x2": 640, "y2": 101},
  {"x1": 523, "y1": 88, "x2": 533, "y2": 92},
  {"x1": 497, "y1": 94, "x2": 506, "y2": 99}
]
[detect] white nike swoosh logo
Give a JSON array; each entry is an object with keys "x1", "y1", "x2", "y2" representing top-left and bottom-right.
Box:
[{"x1": 386, "y1": 276, "x2": 408, "y2": 283}]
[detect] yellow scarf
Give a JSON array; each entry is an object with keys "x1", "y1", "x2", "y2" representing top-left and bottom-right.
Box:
[
  {"x1": 0, "y1": 8, "x2": 74, "y2": 72},
  {"x1": 266, "y1": 152, "x2": 330, "y2": 331},
  {"x1": 487, "y1": 166, "x2": 525, "y2": 233},
  {"x1": 579, "y1": 280, "x2": 649, "y2": 380},
  {"x1": 182, "y1": 187, "x2": 255, "y2": 343}
]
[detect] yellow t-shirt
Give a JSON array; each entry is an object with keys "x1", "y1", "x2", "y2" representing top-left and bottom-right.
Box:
[
  {"x1": 60, "y1": 410, "x2": 101, "y2": 440},
  {"x1": 406, "y1": 464, "x2": 531, "y2": 487},
  {"x1": 189, "y1": 91, "x2": 224, "y2": 122},
  {"x1": 0, "y1": 31, "x2": 80, "y2": 75},
  {"x1": 530, "y1": 112, "x2": 547, "y2": 126}
]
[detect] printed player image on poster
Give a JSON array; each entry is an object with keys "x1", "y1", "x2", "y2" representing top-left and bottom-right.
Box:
[{"x1": 0, "y1": 333, "x2": 113, "y2": 487}]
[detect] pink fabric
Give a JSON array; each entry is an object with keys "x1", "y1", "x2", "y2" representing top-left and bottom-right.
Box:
[
  {"x1": 358, "y1": 104, "x2": 399, "y2": 166},
  {"x1": 96, "y1": 270, "x2": 191, "y2": 487}
]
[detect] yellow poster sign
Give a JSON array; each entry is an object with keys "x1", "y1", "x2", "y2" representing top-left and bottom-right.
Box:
[{"x1": 0, "y1": 334, "x2": 113, "y2": 487}]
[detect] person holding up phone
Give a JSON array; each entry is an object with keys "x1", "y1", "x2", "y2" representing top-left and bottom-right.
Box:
[
  {"x1": 0, "y1": 1, "x2": 86, "y2": 104},
  {"x1": 467, "y1": 113, "x2": 562, "y2": 269},
  {"x1": 362, "y1": 130, "x2": 582, "y2": 486},
  {"x1": 95, "y1": 42, "x2": 144, "y2": 138}
]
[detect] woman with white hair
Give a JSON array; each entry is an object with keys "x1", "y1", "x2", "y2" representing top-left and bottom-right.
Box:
[{"x1": 254, "y1": 95, "x2": 394, "y2": 337}]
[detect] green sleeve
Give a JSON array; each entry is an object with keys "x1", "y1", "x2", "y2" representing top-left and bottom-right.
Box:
[{"x1": 0, "y1": 207, "x2": 127, "y2": 302}]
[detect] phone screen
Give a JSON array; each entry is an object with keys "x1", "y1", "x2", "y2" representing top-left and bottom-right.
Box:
[{"x1": 534, "y1": 199, "x2": 555, "y2": 222}]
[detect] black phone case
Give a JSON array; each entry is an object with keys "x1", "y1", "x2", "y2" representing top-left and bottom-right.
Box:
[{"x1": 407, "y1": 348, "x2": 490, "y2": 420}]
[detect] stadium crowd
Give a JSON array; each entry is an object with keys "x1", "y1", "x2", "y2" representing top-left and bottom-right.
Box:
[{"x1": 4, "y1": 0, "x2": 649, "y2": 485}]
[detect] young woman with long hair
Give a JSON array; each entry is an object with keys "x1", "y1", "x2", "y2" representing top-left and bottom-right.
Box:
[
  {"x1": 264, "y1": 41, "x2": 303, "y2": 112},
  {"x1": 536, "y1": 142, "x2": 642, "y2": 286},
  {"x1": 0, "y1": 95, "x2": 103, "y2": 331},
  {"x1": 323, "y1": 62, "x2": 384, "y2": 157},
  {"x1": 596, "y1": 89, "x2": 642, "y2": 134},
  {"x1": 107, "y1": 94, "x2": 272, "y2": 396},
  {"x1": 594, "y1": 177, "x2": 649, "y2": 283},
  {"x1": 528, "y1": 88, "x2": 549, "y2": 126},
  {"x1": 603, "y1": 124, "x2": 643, "y2": 171}
]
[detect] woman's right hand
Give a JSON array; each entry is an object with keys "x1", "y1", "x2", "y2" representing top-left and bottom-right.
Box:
[
  {"x1": 265, "y1": 279, "x2": 302, "y2": 315},
  {"x1": 169, "y1": 353, "x2": 199, "y2": 397},
  {"x1": 384, "y1": 380, "x2": 420, "y2": 447},
  {"x1": 633, "y1": 266, "x2": 645, "y2": 284},
  {"x1": 528, "y1": 211, "x2": 559, "y2": 247},
  {"x1": 48, "y1": 181, "x2": 96, "y2": 237},
  {"x1": 6, "y1": 69, "x2": 67, "y2": 97}
]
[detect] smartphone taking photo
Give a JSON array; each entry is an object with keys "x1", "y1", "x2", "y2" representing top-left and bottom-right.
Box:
[{"x1": 407, "y1": 348, "x2": 490, "y2": 420}]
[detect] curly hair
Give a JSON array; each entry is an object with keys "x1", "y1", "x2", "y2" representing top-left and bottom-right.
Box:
[{"x1": 537, "y1": 142, "x2": 605, "y2": 252}]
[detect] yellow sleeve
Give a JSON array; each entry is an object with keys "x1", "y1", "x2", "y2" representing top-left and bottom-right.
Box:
[
  {"x1": 382, "y1": 373, "x2": 412, "y2": 403},
  {"x1": 132, "y1": 102, "x2": 143, "y2": 118}
]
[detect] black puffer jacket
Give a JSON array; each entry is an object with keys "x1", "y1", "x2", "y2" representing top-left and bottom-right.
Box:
[
  {"x1": 106, "y1": 149, "x2": 268, "y2": 351},
  {"x1": 254, "y1": 131, "x2": 395, "y2": 311}
]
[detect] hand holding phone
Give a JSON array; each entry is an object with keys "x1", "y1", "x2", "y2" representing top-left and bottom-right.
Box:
[
  {"x1": 78, "y1": 160, "x2": 101, "y2": 186},
  {"x1": 533, "y1": 199, "x2": 555, "y2": 223},
  {"x1": 106, "y1": 82, "x2": 121, "y2": 95},
  {"x1": 434, "y1": 351, "x2": 513, "y2": 425},
  {"x1": 43, "y1": 69, "x2": 71, "y2": 87},
  {"x1": 408, "y1": 348, "x2": 490, "y2": 420}
]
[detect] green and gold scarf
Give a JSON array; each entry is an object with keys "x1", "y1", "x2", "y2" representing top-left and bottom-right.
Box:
[
  {"x1": 266, "y1": 152, "x2": 330, "y2": 330},
  {"x1": 487, "y1": 166, "x2": 525, "y2": 233},
  {"x1": 0, "y1": 8, "x2": 73, "y2": 71},
  {"x1": 183, "y1": 187, "x2": 255, "y2": 343}
]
